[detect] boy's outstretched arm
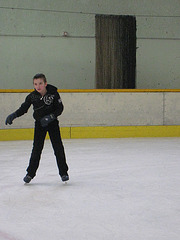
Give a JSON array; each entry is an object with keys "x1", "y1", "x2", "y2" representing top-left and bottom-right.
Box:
[{"x1": 5, "y1": 94, "x2": 32, "y2": 125}]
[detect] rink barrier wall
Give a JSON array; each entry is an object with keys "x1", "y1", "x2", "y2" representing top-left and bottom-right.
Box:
[
  {"x1": 1, "y1": 89, "x2": 180, "y2": 141},
  {"x1": 1, "y1": 125, "x2": 180, "y2": 141},
  {"x1": 1, "y1": 89, "x2": 180, "y2": 93}
]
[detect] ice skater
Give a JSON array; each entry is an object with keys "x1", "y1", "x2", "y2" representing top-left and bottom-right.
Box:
[{"x1": 5, "y1": 73, "x2": 69, "y2": 183}]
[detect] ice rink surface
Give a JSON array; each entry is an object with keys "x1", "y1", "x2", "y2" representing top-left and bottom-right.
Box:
[{"x1": 0, "y1": 137, "x2": 180, "y2": 240}]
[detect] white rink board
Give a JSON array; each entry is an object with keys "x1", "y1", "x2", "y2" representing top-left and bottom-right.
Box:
[
  {"x1": 164, "y1": 93, "x2": 180, "y2": 125},
  {"x1": 60, "y1": 92, "x2": 163, "y2": 126},
  {"x1": 1, "y1": 92, "x2": 180, "y2": 129}
]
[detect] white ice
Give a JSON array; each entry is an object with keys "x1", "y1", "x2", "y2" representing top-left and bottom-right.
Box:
[{"x1": 0, "y1": 137, "x2": 180, "y2": 240}]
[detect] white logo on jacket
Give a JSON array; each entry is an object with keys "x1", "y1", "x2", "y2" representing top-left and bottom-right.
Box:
[{"x1": 43, "y1": 95, "x2": 54, "y2": 105}]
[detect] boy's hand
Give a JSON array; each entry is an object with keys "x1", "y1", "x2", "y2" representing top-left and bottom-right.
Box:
[
  {"x1": 5, "y1": 112, "x2": 17, "y2": 125},
  {"x1": 40, "y1": 114, "x2": 56, "y2": 127}
]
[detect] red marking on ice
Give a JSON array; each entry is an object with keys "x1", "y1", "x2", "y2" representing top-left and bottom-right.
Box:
[{"x1": 0, "y1": 230, "x2": 21, "y2": 240}]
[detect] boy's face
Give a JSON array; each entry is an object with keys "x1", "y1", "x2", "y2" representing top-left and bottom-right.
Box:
[{"x1": 33, "y1": 78, "x2": 47, "y2": 95}]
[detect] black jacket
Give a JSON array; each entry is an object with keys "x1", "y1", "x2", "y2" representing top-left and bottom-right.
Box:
[{"x1": 15, "y1": 84, "x2": 64, "y2": 121}]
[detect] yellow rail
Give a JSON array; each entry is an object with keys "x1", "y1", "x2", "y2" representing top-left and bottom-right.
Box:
[{"x1": 1, "y1": 125, "x2": 180, "y2": 141}]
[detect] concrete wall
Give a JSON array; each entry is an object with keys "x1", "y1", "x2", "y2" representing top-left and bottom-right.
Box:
[
  {"x1": 1, "y1": 91, "x2": 180, "y2": 130},
  {"x1": 0, "y1": 0, "x2": 180, "y2": 89}
]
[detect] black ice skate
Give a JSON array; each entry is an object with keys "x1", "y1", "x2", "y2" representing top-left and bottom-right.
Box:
[
  {"x1": 61, "y1": 174, "x2": 69, "y2": 182},
  {"x1": 23, "y1": 174, "x2": 32, "y2": 183}
]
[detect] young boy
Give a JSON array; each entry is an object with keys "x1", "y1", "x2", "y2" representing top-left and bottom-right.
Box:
[{"x1": 5, "y1": 73, "x2": 69, "y2": 183}]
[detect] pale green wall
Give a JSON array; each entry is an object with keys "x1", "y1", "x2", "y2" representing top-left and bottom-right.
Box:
[{"x1": 0, "y1": 0, "x2": 180, "y2": 89}]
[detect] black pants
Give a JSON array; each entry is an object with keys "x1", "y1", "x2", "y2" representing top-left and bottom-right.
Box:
[{"x1": 26, "y1": 120, "x2": 68, "y2": 178}]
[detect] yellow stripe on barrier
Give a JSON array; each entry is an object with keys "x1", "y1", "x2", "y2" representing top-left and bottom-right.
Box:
[
  {"x1": 71, "y1": 125, "x2": 180, "y2": 138},
  {"x1": 0, "y1": 127, "x2": 71, "y2": 141},
  {"x1": 1, "y1": 125, "x2": 180, "y2": 141},
  {"x1": 0, "y1": 129, "x2": 35, "y2": 141}
]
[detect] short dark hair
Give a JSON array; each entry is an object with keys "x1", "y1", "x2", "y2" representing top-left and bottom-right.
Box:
[{"x1": 33, "y1": 73, "x2": 47, "y2": 83}]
